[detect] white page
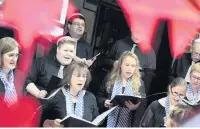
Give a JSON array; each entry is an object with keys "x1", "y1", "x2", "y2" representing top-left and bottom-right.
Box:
[
  {"x1": 40, "y1": 87, "x2": 61, "y2": 100},
  {"x1": 92, "y1": 106, "x2": 118, "y2": 126},
  {"x1": 61, "y1": 114, "x2": 94, "y2": 125}
]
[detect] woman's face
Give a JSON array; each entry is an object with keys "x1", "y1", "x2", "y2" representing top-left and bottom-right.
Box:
[
  {"x1": 2, "y1": 47, "x2": 19, "y2": 71},
  {"x1": 70, "y1": 69, "x2": 87, "y2": 92},
  {"x1": 120, "y1": 56, "x2": 137, "y2": 80},
  {"x1": 169, "y1": 85, "x2": 186, "y2": 105}
]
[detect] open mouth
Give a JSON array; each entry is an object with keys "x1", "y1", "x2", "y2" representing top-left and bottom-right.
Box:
[
  {"x1": 77, "y1": 83, "x2": 83, "y2": 86},
  {"x1": 64, "y1": 57, "x2": 70, "y2": 60},
  {"x1": 126, "y1": 72, "x2": 132, "y2": 75}
]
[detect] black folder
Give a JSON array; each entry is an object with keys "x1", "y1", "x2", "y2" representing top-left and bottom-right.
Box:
[
  {"x1": 110, "y1": 95, "x2": 146, "y2": 107},
  {"x1": 47, "y1": 75, "x2": 62, "y2": 94}
]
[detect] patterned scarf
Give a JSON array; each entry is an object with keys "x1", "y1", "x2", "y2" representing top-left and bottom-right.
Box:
[
  {"x1": 164, "y1": 96, "x2": 170, "y2": 126},
  {"x1": 107, "y1": 79, "x2": 134, "y2": 127},
  {"x1": 186, "y1": 84, "x2": 200, "y2": 105},
  {"x1": 65, "y1": 88, "x2": 84, "y2": 118},
  {"x1": 0, "y1": 69, "x2": 17, "y2": 106}
]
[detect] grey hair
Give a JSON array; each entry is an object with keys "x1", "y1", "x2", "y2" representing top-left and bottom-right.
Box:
[
  {"x1": 169, "y1": 77, "x2": 187, "y2": 89},
  {"x1": 192, "y1": 38, "x2": 200, "y2": 51}
]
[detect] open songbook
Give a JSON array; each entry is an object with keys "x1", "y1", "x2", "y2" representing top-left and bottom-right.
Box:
[
  {"x1": 40, "y1": 87, "x2": 62, "y2": 100},
  {"x1": 110, "y1": 94, "x2": 146, "y2": 107},
  {"x1": 60, "y1": 106, "x2": 118, "y2": 127},
  {"x1": 182, "y1": 97, "x2": 200, "y2": 107}
]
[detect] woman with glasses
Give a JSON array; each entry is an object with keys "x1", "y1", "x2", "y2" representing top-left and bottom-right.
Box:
[
  {"x1": 42, "y1": 62, "x2": 99, "y2": 127},
  {"x1": 139, "y1": 77, "x2": 187, "y2": 127},
  {"x1": 186, "y1": 63, "x2": 200, "y2": 105},
  {"x1": 0, "y1": 37, "x2": 20, "y2": 107}
]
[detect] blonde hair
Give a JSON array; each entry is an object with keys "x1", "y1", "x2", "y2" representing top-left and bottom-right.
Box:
[
  {"x1": 56, "y1": 36, "x2": 77, "y2": 48},
  {"x1": 106, "y1": 51, "x2": 141, "y2": 95},
  {"x1": 190, "y1": 63, "x2": 200, "y2": 74},
  {"x1": 167, "y1": 104, "x2": 195, "y2": 127}
]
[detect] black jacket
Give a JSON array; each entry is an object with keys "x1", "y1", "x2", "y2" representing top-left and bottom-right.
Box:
[
  {"x1": 25, "y1": 56, "x2": 67, "y2": 92},
  {"x1": 170, "y1": 53, "x2": 192, "y2": 79}
]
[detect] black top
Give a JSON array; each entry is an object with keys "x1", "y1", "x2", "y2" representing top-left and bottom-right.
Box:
[
  {"x1": 41, "y1": 89, "x2": 99, "y2": 126},
  {"x1": 170, "y1": 53, "x2": 192, "y2": 79},
  {"x1": 49, "y1": 36, "x2": 93, "y2": 60},
  {"x1": 25, "y1": 56, "x2": 67, "y2": 91},
  {"x1": 139, "y1": 100, "x2": 165, "y2": 127},
  {"x1": 110, "y1": 37, "x2": 156, "y2": 70}
]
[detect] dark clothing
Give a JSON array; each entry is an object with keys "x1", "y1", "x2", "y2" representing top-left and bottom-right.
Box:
[
  {"x1": 41, "y1": 89, "x2": 99, "y2": 126},
  {"x1": 140, "y1": 100, "x2": 165, "y2": 127},
  {"x1": 49, "y1": 36, "x2": 93, "y2": 60},
  {"x1": 110, "y1": 37, "x2": 156, "y2": 70},
  {"x1": 25, "y1": 56, "x2": 67, "y2": 92},
  {"x1": 0, "y1": 80, "x2": 5, "y2": 94},
  {"x1": 96, "y1": 74, "x2": 146, "y2": 127},
  {"x1": 170, "y1": 53, "x2": 192, "y2": 78}
]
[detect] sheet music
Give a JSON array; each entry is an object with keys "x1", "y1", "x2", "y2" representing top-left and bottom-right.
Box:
[
  {"x1": 61, "y1": 114, "x2": 94, "y2": 125},
  {"x1": 40, "y1": 88, "x2": 61, "y2": 100},
  {"x1": 92, "y1": 106, "x2": 118, "y2": 126}
]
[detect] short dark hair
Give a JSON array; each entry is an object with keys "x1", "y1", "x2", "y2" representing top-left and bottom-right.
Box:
[
  {"x1": 60, "y1": 61, "x2": 91, "y2": 90},
  {"x1": 0, "y1": 37, "x2": 20, "y2": 67},
  {"x1": 67, "y1": 13, "x2": 85, "y2": 25}
]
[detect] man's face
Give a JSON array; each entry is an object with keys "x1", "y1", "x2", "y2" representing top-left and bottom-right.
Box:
[
  {"x1": 68, "y1": 18, "x2": 85, "y2": 37},
  {"x1": 191, "y1": 43, "x2": 200, "y2": 62}
]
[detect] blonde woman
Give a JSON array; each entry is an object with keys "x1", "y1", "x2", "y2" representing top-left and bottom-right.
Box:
[
  {"x1": 97, "y1": 51, "x2": 145, "y2": 127},
  {"x1": 166, "y1": 104, "x2": 195, "y2": 127}
]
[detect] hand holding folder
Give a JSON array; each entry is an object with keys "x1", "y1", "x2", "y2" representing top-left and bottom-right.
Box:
[
  {"x1": 110, "y1": 94, "x2": 146, "y2": 107},
  {"x1": 60, "y1": 106, "x2": 118, "y2": 127}
]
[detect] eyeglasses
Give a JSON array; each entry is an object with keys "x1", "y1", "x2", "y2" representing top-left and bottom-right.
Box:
[
  {"x1": 190, "y1": 75, "x2": 200, "y2": 81},
  {"x1": 171, "y1": 89, "x2": 185, "y2": 99},
  {"x1": 72, "y1": 22, "x2": 85, "y2": 27},
  {"x1": 8, "y1": 53, "x2": 21, "y2": 59},
  {"x1": 192, "y1": 52, "x2": 200, "y2": 57}
]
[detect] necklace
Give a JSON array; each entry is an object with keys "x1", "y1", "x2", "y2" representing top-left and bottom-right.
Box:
[{"x1": 70, "y1": 93, "x2": 78, "y2": 97}]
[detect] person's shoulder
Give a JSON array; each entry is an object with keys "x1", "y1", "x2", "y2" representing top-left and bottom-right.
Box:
[
  {"x1": 85, "y1": 90, "x2": 97, "y2": 102},
  {"x1": 79, "y1": 38, "x2": 91, "y2": 47},
  {"x1": 149, "y1": 100, "x2": 160, "y2": 110},
  {"x1": 115, "y1": 36, "x2": 131, "y2": 44}
]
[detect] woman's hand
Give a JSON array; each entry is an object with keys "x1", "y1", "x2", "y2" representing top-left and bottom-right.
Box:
[
  {"x1": 104, "y1": 99, "x2": 113, "y2": 108},
  {"x1": 125, "y1": 101, "x2": 141, "y2": 110},
  {"x1": 43, "y1": 119, "x2": 64, "y2": 127}
]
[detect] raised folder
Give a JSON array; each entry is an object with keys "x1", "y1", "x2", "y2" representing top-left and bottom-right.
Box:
[
  {"x1": 47, "y1": 75, "x2": 62, "y2": 94},
  {"x1": 110, "y1": 94, "x2": 146, "y2": 107},
  {"x1": 60, "y1": 106, "x2": 117, "y2": 127}
]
